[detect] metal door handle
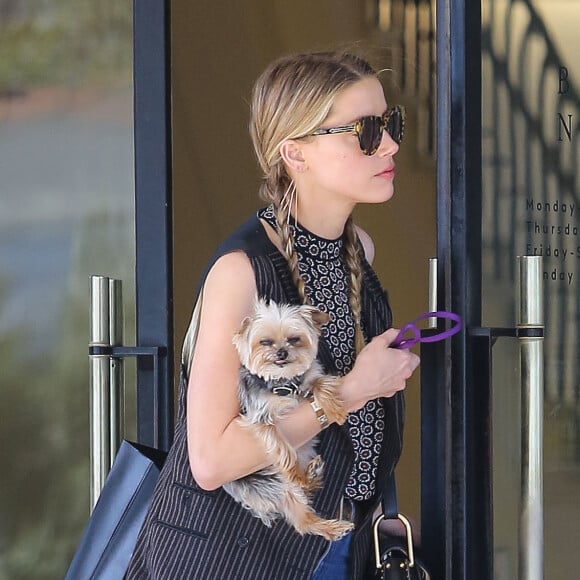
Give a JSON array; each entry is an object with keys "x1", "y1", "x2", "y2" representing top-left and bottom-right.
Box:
[
  {"x1": 88, "y1": 275, "x2": 165, "y2": 510},
  {"x1": 108, "y1": 279, "x2": 124, "y2": 468},
  {"x1": 428, "y1": 257, "x2": 438, "y2": 328},
  {"x1": 89, "y1": 275, "x2": 125, "y2": 511},
  {"x1": 89, "y1": 276, "x2": 111, "y2": 511},
  {"x1": 464, "y1": 256, "x2": 544, "y2": 580},
  {"x1": 517, "y1": 256, "x2": 544, "y2": 580}
]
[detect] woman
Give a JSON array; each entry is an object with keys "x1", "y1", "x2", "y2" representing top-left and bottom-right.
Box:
[{"x1": 127, "y1": 50, "x2": 420, "y2": 580}]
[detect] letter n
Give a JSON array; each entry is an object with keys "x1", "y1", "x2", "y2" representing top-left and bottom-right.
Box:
[{"x1": 558, "y1": 114, "x2": 573, "y2": 142}]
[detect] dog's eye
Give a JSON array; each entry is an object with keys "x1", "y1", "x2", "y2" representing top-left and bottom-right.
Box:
[
  {"x1": 259, "y1": 339, "x2": 274, "y2": 347},
  {"x1": 287, "y1": 336, "x2": 301, "y2": 345}
]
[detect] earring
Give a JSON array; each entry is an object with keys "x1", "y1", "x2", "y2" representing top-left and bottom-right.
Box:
[{"x1": 281, "y1": 180, "x2": 298, "y2": 228}]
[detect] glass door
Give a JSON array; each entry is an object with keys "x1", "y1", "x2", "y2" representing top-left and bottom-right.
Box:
[
  {"x1": 0, "y1": 1, "x2": 173, "y2": 577},
  {"x1": 482, "y1": 1, "x2": 580, "y2": 578},
  {"x1": 424, "y1": 1, "x2": 579, "y2": 577},
  {"x1": 0, "y1": 2, "x2": 135, "y2": 578}
]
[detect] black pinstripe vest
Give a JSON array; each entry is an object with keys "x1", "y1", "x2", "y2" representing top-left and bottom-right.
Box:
[{"x1": 127, "y1": 213, "x2": 405, "y2": 580}]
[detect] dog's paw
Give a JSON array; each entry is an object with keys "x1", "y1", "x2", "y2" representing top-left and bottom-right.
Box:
[
  {"x1": 285, "y1": 464, "x2": 313, "y2": 488},
  {"x1": 303, "y1": 455, "x2": 324, "y2": 493},
  {"x1": 311, "y1": 377, "x2": 349, "y2": 425},
  {"x1": 316, "y1": 518, "x2": 355, "y2": 541},
  {"x1": 306, "y1": 455, "x2": 323, "y2": 482}
]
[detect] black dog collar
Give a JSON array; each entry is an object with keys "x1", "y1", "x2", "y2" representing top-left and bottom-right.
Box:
[{"x1": 242, "y1": 368, "x2": 306, "y2": 397}]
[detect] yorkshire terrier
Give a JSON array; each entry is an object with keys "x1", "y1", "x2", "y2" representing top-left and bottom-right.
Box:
[{"x1": 223, "y1": 299, "x2": 353, "y2": 540}]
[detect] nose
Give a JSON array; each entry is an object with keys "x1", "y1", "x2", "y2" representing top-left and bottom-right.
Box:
[
  {"x1": 276, "y1": 348, "x2": 288, "y2": 360},
  {"x1": 377, "y1": 128, "x2": 399, "y2": 157}
]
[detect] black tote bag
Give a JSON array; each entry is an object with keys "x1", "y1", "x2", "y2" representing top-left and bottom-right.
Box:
[{"x1": 65, "y1": 440, "x2": 167, "y2": 580}]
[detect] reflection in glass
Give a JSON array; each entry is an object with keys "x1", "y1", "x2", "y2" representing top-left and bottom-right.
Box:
[
  {"x1": 0, "y1": 2, "x2": 135, "y2": 578},
  {"x1": 482, "y1": 0, "x2": 580, "y2": 577}
]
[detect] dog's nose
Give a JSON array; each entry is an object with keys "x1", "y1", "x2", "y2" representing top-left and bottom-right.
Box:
[{"x1": 276, "y1": 348, "x2": 288, "y2": 360}]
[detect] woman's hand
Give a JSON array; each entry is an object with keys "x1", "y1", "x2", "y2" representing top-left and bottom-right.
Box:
[{"x1": 341, "y1": 328, "x2": 420, "y2": 412}]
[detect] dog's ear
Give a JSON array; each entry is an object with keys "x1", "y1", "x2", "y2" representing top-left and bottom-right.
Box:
[
  {"x1": 232, "y1": 316, "x2": 252, "y2": 349},
  {"x1": 302, "y1": 306, "x2": 331, "y2": 330}
]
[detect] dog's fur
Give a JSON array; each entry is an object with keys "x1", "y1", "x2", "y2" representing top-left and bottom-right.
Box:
[{"x1": 222, "y1": 299, "x2": 353, "y2": 540}]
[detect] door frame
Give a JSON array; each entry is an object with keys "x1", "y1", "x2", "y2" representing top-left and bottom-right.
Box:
[
  {"x1": 421, "y1": 1, "x2": 490, "y2": 579},
  {"x1": 133, "y1": 0, "x2": 174, "y2": 451}
]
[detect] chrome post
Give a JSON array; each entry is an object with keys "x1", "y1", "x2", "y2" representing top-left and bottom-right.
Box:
[
  {"x1": 516, "y1": 256, "x2": 544, "y2": 580},
  {"x1": 428, "y1": 257, "x2": 438, "y2": 328},
  {"x1": 89, "y1": 276, "x2": 111, "y2": 512},
  {"x1": 109, "y1": 278, "x2": 124, "y2": 467}
]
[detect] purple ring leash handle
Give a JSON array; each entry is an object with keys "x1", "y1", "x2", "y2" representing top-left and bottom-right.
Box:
[{"x1": 390, "y1": 311, "x2": 462, "y2": 349}]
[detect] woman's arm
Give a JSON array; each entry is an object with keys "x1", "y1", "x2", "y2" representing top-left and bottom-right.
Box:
[
  {"x1": 187, "y1": 252, "x2": 420, "y2": 491},
  {"x1": 186, "y1": 251, "x2": 323, "y2": 490}
]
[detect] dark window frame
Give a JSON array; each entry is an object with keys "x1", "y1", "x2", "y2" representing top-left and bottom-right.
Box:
[{"x1": 133, "y1": 0, "x2": 174, "y2": 451}]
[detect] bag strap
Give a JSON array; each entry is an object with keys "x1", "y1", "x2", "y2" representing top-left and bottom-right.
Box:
[
  {"x1": 374, "y1": 471, "x2": 418, "y2": 571},
  {"x1": 382, "y1": 471, "x2": 399, "y2": 520},
  {"x1": 181, "y1": 289, "x2": 203, "y2": 376}
]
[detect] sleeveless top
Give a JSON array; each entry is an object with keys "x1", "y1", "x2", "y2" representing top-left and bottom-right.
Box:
[
  {"x1": 126, "y1": 212, "x2": 404, "y2": 580},
  {"x1": 258, "y1": 205, "x2": 385, "y2": 500}
]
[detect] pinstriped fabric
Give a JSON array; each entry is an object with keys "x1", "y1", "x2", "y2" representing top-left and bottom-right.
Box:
[{"x1": 126, "y1": 213, "x2": 404, "y2": 580}]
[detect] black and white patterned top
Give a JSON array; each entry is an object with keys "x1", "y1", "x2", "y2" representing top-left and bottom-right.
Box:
[{"x1": 258, "y1": 205, "x2": 385, "y2": 500}]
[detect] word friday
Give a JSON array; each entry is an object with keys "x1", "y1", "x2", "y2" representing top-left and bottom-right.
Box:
[{"x1": 526, "y1": 244, "x2": 580, "y2": 262}]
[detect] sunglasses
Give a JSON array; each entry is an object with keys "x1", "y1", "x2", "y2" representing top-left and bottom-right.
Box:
[{"x1": 309, "y1": 105, "x2": 406, "y2": 156}]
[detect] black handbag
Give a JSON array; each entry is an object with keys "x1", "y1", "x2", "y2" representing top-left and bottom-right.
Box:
[
  {"x1": 370, "y1": 472, "x2": 431, "y2": 580},
  {"x1": 65, "y1": 440, "x2": 167, "y2": 580}
]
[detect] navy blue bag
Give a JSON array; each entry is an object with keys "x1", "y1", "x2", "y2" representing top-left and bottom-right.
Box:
[{"x1": 65, "y1": 440, "x2": 167, "y2": 580}]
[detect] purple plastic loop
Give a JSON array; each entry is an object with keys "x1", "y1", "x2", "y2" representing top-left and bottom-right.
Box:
[{"x1": 390, "y1": 311, "x2": 462, "y2": 349}]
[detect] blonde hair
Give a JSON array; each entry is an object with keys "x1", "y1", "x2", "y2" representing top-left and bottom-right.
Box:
[{"x1": 250, "y1": 51, "x2": 377, "y2": 354}]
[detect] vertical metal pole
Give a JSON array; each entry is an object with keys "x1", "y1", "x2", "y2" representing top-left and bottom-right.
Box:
[
  {"x1": 89, "y1": 276, "x2": 111, "y2": 512},
  {"x1": 428, "y1": 257, "x2": 438, "y2": 328},
  {"x1": 134, "y1": 0, "x2": 174, "y2": 450},
  {"x1": 517, "y1": 256, "x2": 544, "y2": 580},
  {"x1": 109, "y1": 278, "x2": 124, "y2": 466}
]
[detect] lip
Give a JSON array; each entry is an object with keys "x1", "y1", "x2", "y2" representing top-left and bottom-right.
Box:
[{"x1": 375, "y1": 165, "x2": 395, "y2": 178}]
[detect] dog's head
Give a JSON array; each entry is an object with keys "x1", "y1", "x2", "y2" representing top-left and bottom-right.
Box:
[{"x1": 233, "y1": 299, "x2": 330, "y2": 380}]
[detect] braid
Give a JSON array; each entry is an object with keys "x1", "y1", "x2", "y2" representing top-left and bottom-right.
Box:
[
  {"x1": 274, "y1": 193, "x2": 309, "y2": 305},
  {"x1": 258, "y1": 163, "x2": 286, "y2": 205},
  {"x1": 263, "y1": 167, "x2": 364, "y2": 352},
  {"x1": 344, "y1": 217, "x2": 366, "y2": 354},
  {"x1": 263, "y1": 164, "x2": 309, "y2": 305}
]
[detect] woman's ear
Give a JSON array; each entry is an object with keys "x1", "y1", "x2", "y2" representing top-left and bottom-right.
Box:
[{"x1": 279, "y1": 140, "x2": 307, "y2": 173}]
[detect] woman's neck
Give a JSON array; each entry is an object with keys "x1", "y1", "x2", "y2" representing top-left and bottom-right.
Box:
[{"x1": 292, "y1": 196, "x2": 354, "y2": 240}]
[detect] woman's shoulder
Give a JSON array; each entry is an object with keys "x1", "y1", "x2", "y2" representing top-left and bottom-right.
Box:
[
  {"x1": 206, "y1": 250, "x2": 254, "y2": 284},
  {"x1": 354, "y1": 224, "x2": 375, "y2": 264},
  {"x1": 194, "y1": 210, "x2": 278, "y2": 293}
]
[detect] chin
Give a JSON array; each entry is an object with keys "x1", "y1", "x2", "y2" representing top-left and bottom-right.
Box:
[{"x1": 362, "y1": 185, "x2": 395, "y2": 204}]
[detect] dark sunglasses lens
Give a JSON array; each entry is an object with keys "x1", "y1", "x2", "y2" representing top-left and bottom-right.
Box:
[
  {"x1": 387, "y1": 109, "x2": 404, "y2": 144},
  {"x1": 358, "y1": 117, "x2": 382, "y2": 155}
]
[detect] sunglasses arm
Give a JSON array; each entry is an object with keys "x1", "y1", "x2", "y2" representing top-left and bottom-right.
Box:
[{"x1": 311, "y1": 124, "x2": 356, "y2": 136}]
